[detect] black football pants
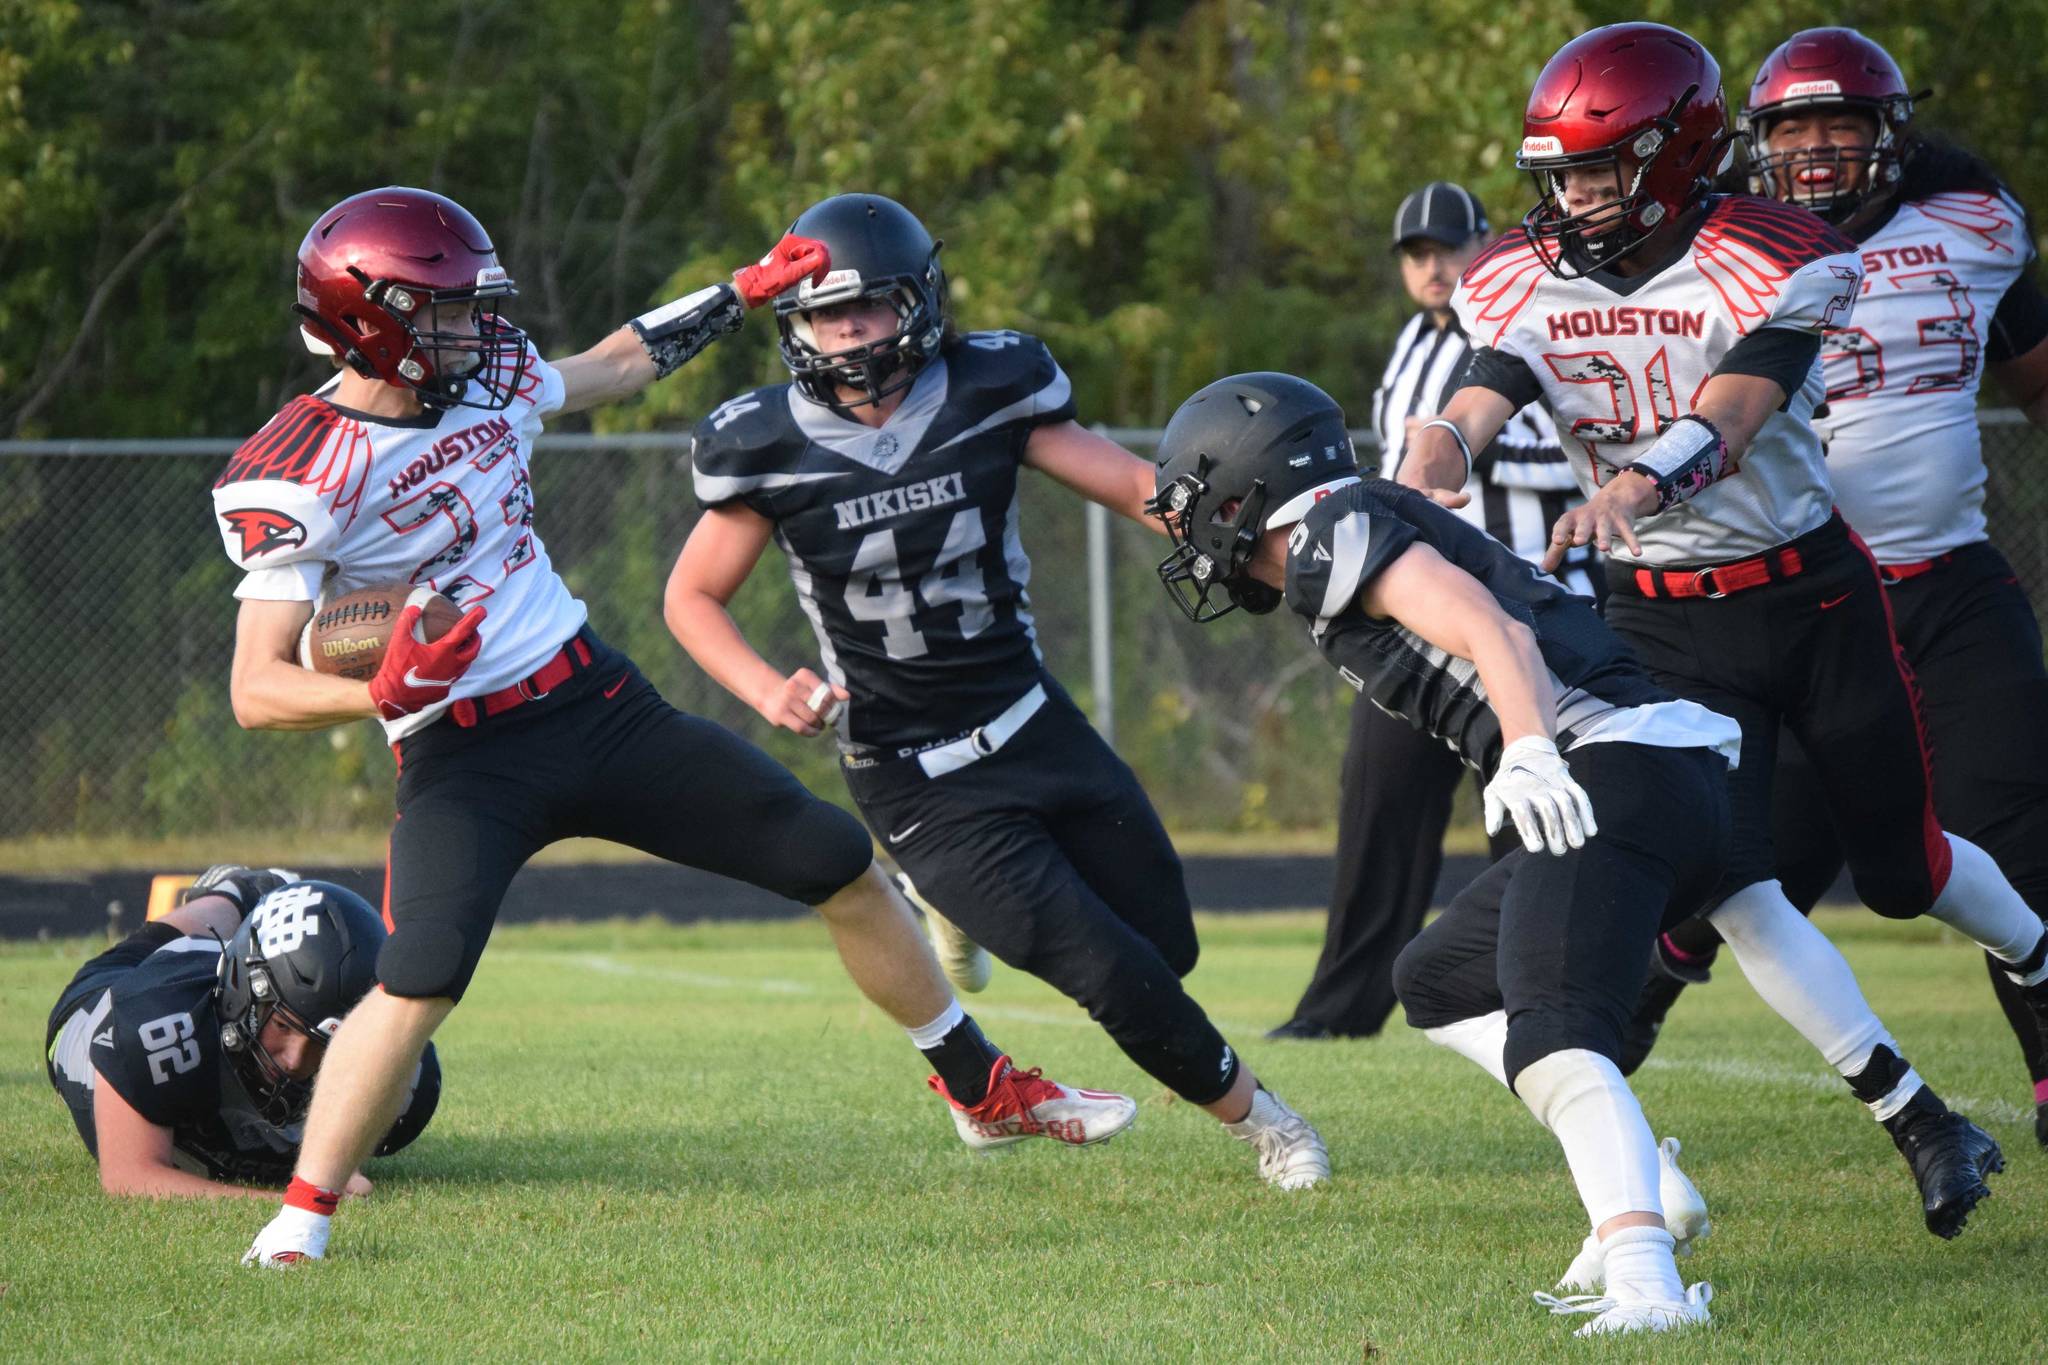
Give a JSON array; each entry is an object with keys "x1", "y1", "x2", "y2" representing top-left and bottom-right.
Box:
[{"x1": 843, "y1": 681, "x2": 1240, "y2": 1105}]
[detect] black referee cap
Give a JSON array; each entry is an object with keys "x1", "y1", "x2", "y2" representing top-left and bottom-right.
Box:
[{"x1": 1392, "y1": 182, "x2": 1488, "y2": 249}]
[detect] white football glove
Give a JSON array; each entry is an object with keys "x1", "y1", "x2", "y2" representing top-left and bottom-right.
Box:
[
  {"x1": 241, "y1": 1206, "x2": 330, "y2": 1268},
  {"x1": 1483, "y1": 736, "x2": 1598, "y2": 857}
]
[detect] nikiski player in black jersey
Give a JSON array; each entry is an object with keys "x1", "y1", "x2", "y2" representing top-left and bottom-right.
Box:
[
  {"x1": 1148, "y1": 371, "x2": 2006, "y2": 1334},
  {"x1": 671, "y1": 193, "x2": 1328, "y2": 1189}
]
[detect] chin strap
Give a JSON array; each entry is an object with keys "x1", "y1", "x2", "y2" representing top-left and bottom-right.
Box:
[{"x1": 629, "y1": 283, "x2": 747, "y2": 380}]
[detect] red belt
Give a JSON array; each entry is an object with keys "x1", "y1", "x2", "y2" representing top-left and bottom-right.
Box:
[
  {"x1": 449, "y1": 635, "x2": 593, "y2": 728},
  {"x1": 1629, "y1": 546, "x2": 1805, "y2": 600},
  {"x1": 1876, "y1": 552, "x2": 1953, "y2": 584}
]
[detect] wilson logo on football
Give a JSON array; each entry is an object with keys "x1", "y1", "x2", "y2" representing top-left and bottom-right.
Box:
[{"x1": 222, "y1": 508, "x2": 307, "y2": 559}]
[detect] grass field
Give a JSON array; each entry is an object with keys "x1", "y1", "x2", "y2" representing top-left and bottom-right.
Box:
[{"x1": 3, "y1": 910, "x2": 2042, "y2": 1361}]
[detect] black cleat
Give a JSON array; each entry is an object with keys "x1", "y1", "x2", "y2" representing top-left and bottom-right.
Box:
[
  {"x1": 1265, "y1": 1017, "x2": 1339, "y2": 1042},
  {"x1": 2035, "y1": 1099, "x2": 2048, "y2": 1153},
  {"x1": 1891, "y1": 1108, "x2": 2005, "y2": 1239}
]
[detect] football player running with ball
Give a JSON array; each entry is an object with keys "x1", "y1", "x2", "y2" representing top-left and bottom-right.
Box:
[
  {"x1": 669, "y1": 193, "x2": 1328, "y2": 1189},
  {"x1": 1399, "y1": 24, "x2": 2033, "y2": 1239},
  {"x1": 45, "y1": 867, "x2": 438, "y2": 1198},
  {"x1": 1632, "y1": 28, "x2": 2048, "y2": 1148},
  {"x1": 220, "y1": 188, "x2": 1135, "y2": 1266}
]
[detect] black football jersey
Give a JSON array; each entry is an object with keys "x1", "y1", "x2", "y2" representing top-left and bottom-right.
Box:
[
  {"x1": 692, "y1": 331, "x2": 1077, "y2": 749},
  {"x1": 75, "y1": 938, "x2": 435, "y2": 1183},
  {"x1": 1284, "y1": 479, "x2": 1673, "y2": 776}
]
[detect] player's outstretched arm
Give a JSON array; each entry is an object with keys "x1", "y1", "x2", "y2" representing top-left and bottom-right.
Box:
[
  {"x1": 228, "y1": 599, "x2": 378, "y2": 731},
  {"x1": 1398, "y1": 386, "x2": 1514, "y2": 493},
  {"x1": 664, "y1": 504, "x2": 845, "y2": 738},
  {"x1": 554, "y1": 235, "x2": 832, "y2": 417},
  {"x1": 1022, "y1": 422, "x2": 1169, "y2": 533}
]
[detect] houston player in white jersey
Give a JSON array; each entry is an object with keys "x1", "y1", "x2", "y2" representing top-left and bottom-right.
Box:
[
  {"x1": 222, "y1": 188, "x2": 1137, "y2": 1267},
  {"x1": 1641, "y1": 29, "x2": 2048, "y2": 1149},
  {"x1": 1402, "y1": 24, "x2": 2039, "y2": 1240}
]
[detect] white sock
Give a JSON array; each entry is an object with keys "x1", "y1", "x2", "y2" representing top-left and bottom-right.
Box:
[
  {"x1": 1599, "y1": 1224, "x2": 1685, "y2": 1305},
  {"x1": 1928, "y1": 835, "x2": 2046, "y2": 969},
  {"x1": 905, "y1": 998, "x2": 965, "y2": 1050},
  {"x1": 1423, "y1": 1010, "x2": 1510, "y2": 1087},
  {"x1": 1515, "y1": 1048, "x2": 1661, "y2": 1231},
  {"x1": 1709, "y1": 880, "x2": 1895, "y2": 1076}
]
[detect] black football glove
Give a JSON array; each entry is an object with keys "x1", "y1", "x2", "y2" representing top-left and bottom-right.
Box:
[{"x1": 179, "y1": 864, "x2": 299, "y2": 920}]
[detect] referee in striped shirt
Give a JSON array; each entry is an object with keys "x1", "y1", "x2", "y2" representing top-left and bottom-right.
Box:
[{"x1": 1269, "y1": 181, "x2": 1600, "y2": 1041}]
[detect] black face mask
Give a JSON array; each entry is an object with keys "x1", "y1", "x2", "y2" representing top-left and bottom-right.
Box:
[{"x1": 1146, "y1": 472, "x2": 1272, "y2": 623}]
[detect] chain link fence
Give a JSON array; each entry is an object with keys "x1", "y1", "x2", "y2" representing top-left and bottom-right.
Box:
[{"x1": 4, "y1": 418, "x2": 2046, "y2": 849}]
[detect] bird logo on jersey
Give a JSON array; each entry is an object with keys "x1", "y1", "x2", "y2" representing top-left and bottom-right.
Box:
[{"x1": 221, "y1": 509, "x2": 308, "y2": 559}]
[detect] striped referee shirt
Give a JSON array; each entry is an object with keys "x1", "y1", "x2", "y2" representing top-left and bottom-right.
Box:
[{"x1": 1371, "y1": 311, "x2": 1597, "y2": 596}]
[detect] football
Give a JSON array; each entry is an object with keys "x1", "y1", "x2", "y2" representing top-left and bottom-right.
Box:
[{"x1": 301, "y1": 584, "x2": 462, "y2": 680}]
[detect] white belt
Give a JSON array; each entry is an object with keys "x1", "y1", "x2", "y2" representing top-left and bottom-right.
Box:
[{"x1": 917, "y1": 683, "x2": 1047, "y2": 779}]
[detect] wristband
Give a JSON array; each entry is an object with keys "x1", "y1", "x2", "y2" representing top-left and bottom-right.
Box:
[
  {"x1": 1418, "y1": 419, "x2": 1473, "y2": 481},
  {"x1": 1622, "y1": 414, "x2": 1728, "y2": 512}
]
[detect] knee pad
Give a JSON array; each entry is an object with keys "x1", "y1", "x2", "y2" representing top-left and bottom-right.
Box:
[
  {"x1": 1850, "y1": 869, "x2": 1937, "y2": 920},
  {"x1": 377, "y1": 923, "x2": 480, "y2": 1001},
  {"x1": 1392, "y1": 935, "x2": 1463, "y2": 1031},
  {"x1": 781, "y1": 800, "x2": 876, "y2": 905}
]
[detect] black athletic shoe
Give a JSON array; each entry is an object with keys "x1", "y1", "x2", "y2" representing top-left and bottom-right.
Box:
[
  {"x1": 1891, "y1": 1108, "x2": 2005, "y2": 1239},
  {"x1": 1265, "y1": 1018, "x2": 1338, "y2": 1041}
]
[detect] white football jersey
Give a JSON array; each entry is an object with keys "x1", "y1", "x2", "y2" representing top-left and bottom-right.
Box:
[
  {"x1": 1454, "y1": 195, "x2": 1866, "y2": 566},
  {"x1": 1816, "y1": 191, "x2": 2035, "y2": 562},
  {"x1": 210, "y1": 339, "x2": 587, "y2": 740}
]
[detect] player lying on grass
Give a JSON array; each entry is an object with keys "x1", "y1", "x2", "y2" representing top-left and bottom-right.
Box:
[
  {"x1": 217, "y1": 188, "x2": 1137, "y2": 1267},
  {"x1": 1148, "y1": 371, "x2": 2006, "y2": 1335},
  {"x1": 670, "y1": 193, "x2": 1327, "y2": 1190},
  {"x1": 1398, "y1": 21, "x2": 2021, "y2": 1241},
  {"x1": 45, "y1": 867, "x2": 438, "y2": 1199}
]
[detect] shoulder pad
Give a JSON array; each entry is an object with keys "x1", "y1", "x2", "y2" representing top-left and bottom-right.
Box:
[
  {"x1": 1698, "y1": 195, "x2": 1857, "y2": 270},
  {"x1": 945, "y1": 331, "x2": 1076, "y2": 426},
  {"x1": 97, "y1": 952, "x2": 222, "y2": 1124},
  {"x1": 690, "y1": 384, "x2": 805, "y2": 506}
]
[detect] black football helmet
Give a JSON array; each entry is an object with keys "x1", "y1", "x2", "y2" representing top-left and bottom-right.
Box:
[
  {"x1": 1146, "y1": 372, "x2": 1363, "y2": 623},
  {"x1": 215, "y1": 880, "x2": 385, "y2": 1125},
  {"x1": 773, "y1": 193, "x2": 948, "y2": 408}
]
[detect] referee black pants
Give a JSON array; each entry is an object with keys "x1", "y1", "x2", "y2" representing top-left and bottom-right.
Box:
[{"x1": 1283, "y1": 698, "x2": 1515, "y2": 1036}]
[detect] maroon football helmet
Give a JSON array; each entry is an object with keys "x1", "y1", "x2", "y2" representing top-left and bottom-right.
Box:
[
  {"x1": 1517, "y1": 23, "x2": 1734, "y2": 276},
  {"x1": 1741, "y1": 28, "x2": 1916, "y2": 222},
  {"x1": 293, "y1": 187, "x2": 529, "y2": 411}
]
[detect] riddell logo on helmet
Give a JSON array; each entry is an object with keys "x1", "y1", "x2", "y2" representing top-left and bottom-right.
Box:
[
  {"x1": 1784, "y1": 79, "x2": 1844, "y2": 98},
  {"x1": 1521, "y1": 136, "x2": 1565, "y2": 157}
]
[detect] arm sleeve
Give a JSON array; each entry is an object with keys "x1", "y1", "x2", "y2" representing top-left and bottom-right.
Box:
[
  {"x1": 1283, "y1": 503, "x2": 1419, "y2": 623},
  {"x1": 1710, "y1": 325, "x2": 1823, "y2": 395},
  {"x1": 1455, "y1": 346, "x2": 1545, "y2": 410},
  {"x1": 1988, "y1": 272, "x2": 2048, "y2": 365}
]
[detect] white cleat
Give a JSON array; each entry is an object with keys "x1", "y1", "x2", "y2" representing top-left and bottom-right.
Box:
[
  {"x1": 1553, "y1": 1136, "x2": 1710, "y2": 1291},
  {"x1": 1224, "y1": 1088, "x2": 1331, "y2": 1190},
  {"x1": 929, "y1": 1055, "x2": 1137, "y2": 1149},
  {"x1": 241, "y1": 1208, "x2": 329, "y2": 1268},
  {"x1": 897, "y1": 872, "x2": 993, "y2": 994},
  {"x1": 1534, "y1": 1282, "x2": 1713, "y2": 1337}
]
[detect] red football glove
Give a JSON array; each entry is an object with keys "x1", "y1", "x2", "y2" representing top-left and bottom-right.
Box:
[
  {"x1": 732, "y1": 234, "x2": 831, "y2": 309},
  {"x1": 367, "y1": 603, "x2": 485, "y2": 721}
]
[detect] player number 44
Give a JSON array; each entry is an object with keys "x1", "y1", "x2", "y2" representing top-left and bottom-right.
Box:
[{"x1": 845, "y1": 509, "x2": 995, "y2": 660}]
